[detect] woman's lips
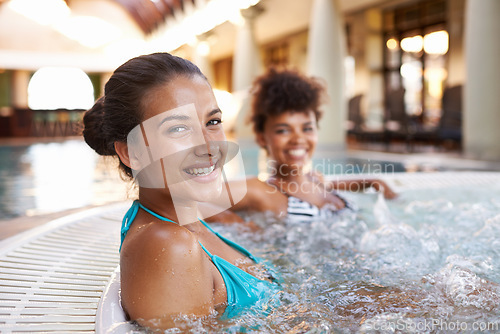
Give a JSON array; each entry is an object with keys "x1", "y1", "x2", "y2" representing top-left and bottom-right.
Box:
[
  {"x1": 183, "y1": 165, "x2": 220, "y2": 183},
  {"x1": 183, "y1": 157, "x2": 221, "y2": 183},
  {"x1": 184, "y1": 164, "x2": 216, "y2": 176},
  {"x1": 287, "y1": 148, "x2": 307, "y2": 159}
]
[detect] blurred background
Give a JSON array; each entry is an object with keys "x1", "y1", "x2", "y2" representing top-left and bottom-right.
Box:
[{"x1": 0, "y1": 0, "x2": 499, "y2": 228}]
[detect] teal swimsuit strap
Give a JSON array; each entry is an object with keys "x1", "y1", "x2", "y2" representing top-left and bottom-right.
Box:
[
  {"x1": 199, "y1": 220, "x2": 259, "y2": 263},
  {"x1": 139, "y1": 203, "x2": 176, "y2": 223},
  {"x1": 120, "y1": 201, "x2": 257, "y2": 263},
  {"x1": 120, "y1": 200, "x2": 176, "y2": 251},
  {"x1": 198, "y1": 242, "x2": 213, "y2": 257}
]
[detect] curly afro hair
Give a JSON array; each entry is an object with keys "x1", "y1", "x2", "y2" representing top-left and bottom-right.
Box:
[{"x1": 250, "y1": 68, "x2": 326, "y2": 133}]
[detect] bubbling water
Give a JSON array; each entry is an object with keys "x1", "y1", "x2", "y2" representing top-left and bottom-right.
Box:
[{"x1": 133, "y1": 184, "x2": 500, "y2": 333}]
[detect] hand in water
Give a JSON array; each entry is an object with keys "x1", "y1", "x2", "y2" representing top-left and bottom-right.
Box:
[{"x1": 371, "y1": 180, "x2": 398, "y2": 199}]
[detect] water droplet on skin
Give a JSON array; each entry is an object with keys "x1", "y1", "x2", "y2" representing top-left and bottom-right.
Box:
[
  {"x1": 162, "y1": 248, "x2": 165, "y2": 252},
  {"x1": 189, "y1": 249, "x2": 193, "y2": 254}
]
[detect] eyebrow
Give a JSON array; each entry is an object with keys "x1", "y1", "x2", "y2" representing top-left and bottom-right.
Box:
[
  {"x1": 273, "y1": 121, "x2": 314, "y2": 127},
  {"x1": 207, "y1": 108, "x2": 222, "y2": 117},
  {"x1": 158, "y1": 108, "x2": 222, "y2": 127},
  {"x1": 159, "y1": 113, "x2": 191, "y2": 126}
]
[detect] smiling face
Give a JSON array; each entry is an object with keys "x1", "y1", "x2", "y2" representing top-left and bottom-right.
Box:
[
  {"x1": 128, "y1": 75, "x2": 227, "y2": 203},
  {"x1": 257, "y1": 110, "x2": 318, "y2": 176}
]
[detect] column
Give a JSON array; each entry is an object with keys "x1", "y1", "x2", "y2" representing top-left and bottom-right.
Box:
[
  {"x1": 101, "y1": 73, "x2": 111, "y2": 97},
  {"x1": 447, "y1": 0, "x2": 466, "y2": 86},
  {"x1": 232, "y1": 5, "x2": 263, "y2": 144},
  {"x1": 12, "y1": 70, "x2": 30, "y2": 108},
  {"x1": 11, "y1": 70, "x2": 31, "y2": 136},
  {"x1": 307, "y1": 0, "x2": 346, "y2": 149},
  {"x1": 464, "y1": 0, "x2": 500, "y2": 160},
  {"x1": 365, "y1": 9, "x2": 384, "y2": 129},
  {"x1": 193, "y1": 33, "x2": 214, "y2": 85}
]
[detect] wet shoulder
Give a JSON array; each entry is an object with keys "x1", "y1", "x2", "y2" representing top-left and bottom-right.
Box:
[
  {"x1": 119, "y1": 220, "x2": 215, "y2": 326},
  {"x1": 121, "y1": 220, "x2": 202, "y2": 262}
]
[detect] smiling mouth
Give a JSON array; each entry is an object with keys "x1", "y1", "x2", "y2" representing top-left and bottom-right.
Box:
[
  {"x1": 288, "y1": 149, "x2": 307, "y2": 157},
  {"x1": 184, "y1": 164, "x2": 216, "y2": 176},
  {"x1": 183, "y1": 154, "x2": 221, "y2": 177}
]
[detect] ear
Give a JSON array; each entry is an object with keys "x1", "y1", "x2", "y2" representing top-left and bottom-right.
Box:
[
  {"x1": 114, "y1": 141, "x2": 132, "y2": 168},
  {"x1": 255, "y1": 132, "x2": 268, "y2": 150}
]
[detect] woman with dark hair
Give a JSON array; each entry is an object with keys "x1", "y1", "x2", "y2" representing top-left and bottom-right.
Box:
[
  {"x1": 230, "y1": 68, "x2": 396, "y2": 221},
  {"x1": 83, "y1": 53, "x2": 278, "y2": 330}
]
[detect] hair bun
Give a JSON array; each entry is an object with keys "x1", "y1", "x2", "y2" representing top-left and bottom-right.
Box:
[{"x1": 83, "y1": 97, "x2": 115, "y2": 156}]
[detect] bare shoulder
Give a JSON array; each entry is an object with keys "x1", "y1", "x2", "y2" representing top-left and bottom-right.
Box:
[
  {"x1": 247, "y1": 177, "x2": 277, "y2": 192},
  {"x1": 120, "y1": 221, "x2": 214, "y2": 327},
  {"x1": 245, "y1": 177, "x2": 278, "y2": 201},
  {"x1": 122, "y1": 220, "x2": 199, "y2": 260},
  {"x1": 243, "y1": 177, "x2": 285, "y2": 213}
]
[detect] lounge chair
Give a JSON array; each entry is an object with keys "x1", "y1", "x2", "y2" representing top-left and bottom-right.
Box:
[{"x1": 346, "y1": 94, "x2": 385, "y2": 144}]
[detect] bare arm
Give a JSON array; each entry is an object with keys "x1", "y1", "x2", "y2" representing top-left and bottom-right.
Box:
[
  {"x1": 197, "y1": 178, "x2": 256, "y2": 224},
  {"x1": 202, "y1": 177, "x2": 280, "y2": 213},
  {"x1": 330, "y1": 178, "x2": 398, "y2": 199},
  {"x1": 120, "y1": 223, "x2": 215, "y2": 330},
  {"x1": 309, "y1": 170, "x2": 397, "y2": 199},
  {"x1": 201, "y1": 177, "x2": 285, "y2": 223}
]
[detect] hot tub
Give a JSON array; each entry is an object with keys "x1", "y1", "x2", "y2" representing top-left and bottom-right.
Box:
[{"x1": 96, "y1": 172, "x2": 500, "y2": 333}]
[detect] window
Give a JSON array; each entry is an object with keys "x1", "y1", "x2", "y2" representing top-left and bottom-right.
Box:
[
  {"x1": 28, "y1": 67, "x2": 94, "y2": 110},
  {"x1": 383, "y1": 0, "x2": 447, "y2": 127},
  {"x1": 264, "y1": 42, "x2": 289, "y2": 68}
]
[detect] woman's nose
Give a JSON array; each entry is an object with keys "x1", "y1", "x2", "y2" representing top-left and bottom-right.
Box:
[
  {"x1": 194, "y1": 137, "x2": 220, "y2": 157},
  {"x1": 290, "y1": 130, "x2": 306, "y2": 144}
]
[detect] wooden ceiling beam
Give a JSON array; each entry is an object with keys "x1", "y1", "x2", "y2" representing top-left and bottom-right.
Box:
[{"x1": 114, "y1": 0, "x2": 189, "y2": 34}]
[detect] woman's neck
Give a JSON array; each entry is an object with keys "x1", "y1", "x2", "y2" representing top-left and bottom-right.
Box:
[{"x1": 138, "y1": 187, "x2": 200, "y2": 226}]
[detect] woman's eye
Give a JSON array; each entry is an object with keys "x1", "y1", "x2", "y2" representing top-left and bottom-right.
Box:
[
  {"x1": 207, "y1": 119, "x2": 222, "y2": 126},
  {"x1": 304, "y1": 127, "x2": 314, "y2": 132},
  {"x1": 167, "y1": 125, "x2": 188, "y2": 134},
  {"x1": 276, "y1": 129, "x2": 289, "y2": 134}
]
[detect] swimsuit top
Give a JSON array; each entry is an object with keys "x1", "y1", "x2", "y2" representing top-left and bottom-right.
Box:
[
  {"x1": 266, "y1": 175, "x2": 356, "y2": 222},
  {"x1": 120, "y1": 201, "x2": 279, "y2": 319},
  {"x1": 286, "y1": 191, "x2": 355, "y2": 222}
]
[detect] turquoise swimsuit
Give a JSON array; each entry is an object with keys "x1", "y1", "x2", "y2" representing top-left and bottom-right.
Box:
[{"x1": 120, "y1": 201, "x2": 279, "y2": 319}]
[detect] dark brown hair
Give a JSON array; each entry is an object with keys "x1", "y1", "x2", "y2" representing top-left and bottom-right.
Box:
[
  {"x1": 250, "y1": 68, "x2": 326, "y2": 133},
  {"x1": 82, "y1": 53, "x2": 206, "y2": 178}
]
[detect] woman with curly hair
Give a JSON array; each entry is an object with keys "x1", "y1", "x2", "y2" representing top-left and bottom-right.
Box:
[{"x1": 230, "y1": 68, "x2": 396, "y2": 221}]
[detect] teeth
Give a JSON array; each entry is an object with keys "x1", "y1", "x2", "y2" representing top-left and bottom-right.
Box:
[
  {"x1": 289, "y1": 149, "x2": 306, "y2": 157},
  {"x1": 186, "y1": 164, "x2": 215, "y2": 176}
]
